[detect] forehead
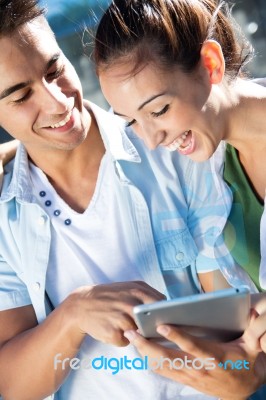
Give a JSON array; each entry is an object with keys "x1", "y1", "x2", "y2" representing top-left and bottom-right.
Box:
[
  {"x1": 0, "y1": 18, "x2": 59, "y2": 84},
  {"x1": 99, "y1": 62, "x2": 179, "y2": 107}
]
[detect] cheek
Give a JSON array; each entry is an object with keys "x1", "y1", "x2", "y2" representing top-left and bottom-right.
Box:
[
  {"x1": 0, "y1": 107, "x2": 35, "y2": 139},
  {"x1": 131, "y1": 124, "x2": 143, "y2": 138}
]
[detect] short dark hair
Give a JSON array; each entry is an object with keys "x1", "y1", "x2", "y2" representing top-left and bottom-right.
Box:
[
  {"x1": 0, "y1": 0, "x2": 45, "y2": 36},
  {"x1": 94, "y1": 0, "x2": 252, "y2": 81}
]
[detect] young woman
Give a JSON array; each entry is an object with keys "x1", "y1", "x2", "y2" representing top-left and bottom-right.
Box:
[
  {"x1": 93, "y1": 0, "x2": 266, "y2": 397},
  {"x1": 94, "y1": 0, "x2": 266, "y2": 294}
]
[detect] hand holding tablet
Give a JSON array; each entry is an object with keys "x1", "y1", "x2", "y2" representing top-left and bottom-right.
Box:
[{"x1": 133, "y1": 287, "x2": 250, "y2": 342}]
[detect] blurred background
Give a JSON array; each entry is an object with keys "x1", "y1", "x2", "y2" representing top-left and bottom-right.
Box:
[{"x1": 1, "y1": 0, "x2": 266, "y2": 142}]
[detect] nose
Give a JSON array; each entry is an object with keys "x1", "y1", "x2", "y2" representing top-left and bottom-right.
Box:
[
  {"x1": 39, "y1": 81, "x2": 69, "y2": 114},
  {"x1": 134, "y1": 124, "x2": 165, "y2": 150}
]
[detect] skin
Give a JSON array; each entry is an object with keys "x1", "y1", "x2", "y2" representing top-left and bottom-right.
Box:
[
  {"x1": 0, "y1": 139, "x2": 18, "y2": 188},
  {"x1": 99, "y1": 41, "x2": 266, "y2": 199},
  {"x1": 123, "y1": 293, "x2": 266, "y2": 399},
  {"x1": 0, "y1": 18, "x2": 165, "y2": 400},
  {"x1": 99, "y1": 42, "x2": 226, "y2": 161},
  {"x1": 99, "y1": 40, "x2": 266, "y2": 398},
  {"x1": 124, "y1": 318, "x2": 266, "y2": 400}
]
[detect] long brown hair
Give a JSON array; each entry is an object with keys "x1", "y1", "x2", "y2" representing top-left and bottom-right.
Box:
[{"x1": 94, "y1": 0, "x2": 252, "y2": 80}]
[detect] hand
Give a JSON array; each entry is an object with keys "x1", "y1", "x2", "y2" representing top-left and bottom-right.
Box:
[
  {"x1": 244, "y1": 292, "x2": 266, "y2": 353},
  {"x1": 67, "y1": 281, "x2": 165, "y2": 347},
  {"x1": 124, "y1": 324, "x2": 266, "y2": 399},
  {"x1": 0, "y1": 140, "x2": 18, "y2": 190},
  {"x1": 0, "y1": 140, "x2": 18, "y2": 165},
  {"x1": 0, "y1": 159, "x2": 3, "y2": 190}
]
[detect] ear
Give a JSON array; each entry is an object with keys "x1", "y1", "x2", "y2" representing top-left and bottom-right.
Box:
[{"x1": 200, "y1": 40, "x2": 225, "y2": 84}]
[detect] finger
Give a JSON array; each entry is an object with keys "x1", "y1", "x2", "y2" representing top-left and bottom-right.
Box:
[
  {"x1": 131, "y1": 282, "x2": 166, "y2": 303},
  {"x1": 0, "y1": 162, "x2": 3, "y2": 191},
  {"x1": 124, "y1": 329, "x2": 184, "y2": 358},
  {"x1": 136, "y1": 281, "x2": 166, "y2": 299},
  {"x1": 249, "y1": 307, "x2": 260, "y2": 323},
  {"x1": 124, "y1": 330, "x2": 201, "y2": 383},
  {"x1": 243, "y1": 313, "x2": 266, "y2": 353},
  {"x1": 250, "y1": 292, "x2": 266, "y2": 313},
  {"x1": 156, "y1": 325, "x2": 220, "y2": 359},
  {"x1": 260, "y1": 333, "x2": 266, "y2": 353}
]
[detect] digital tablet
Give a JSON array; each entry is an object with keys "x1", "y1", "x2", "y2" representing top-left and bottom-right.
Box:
[{"x1": 133, "y1": 287, "x2": 250, "y2": 342}]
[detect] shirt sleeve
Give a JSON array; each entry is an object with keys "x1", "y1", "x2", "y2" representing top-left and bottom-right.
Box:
[{"x1": 0, "y1": 257, "x2": 32, "y2": 311}]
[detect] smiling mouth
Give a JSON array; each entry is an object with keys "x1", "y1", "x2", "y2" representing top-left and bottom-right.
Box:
[
  {"x1": 166, "y1": 130, "x2": 192, "y2": 152},
  {"x1": 49, "y1": 111, "x2": 72, "y2": 129}
]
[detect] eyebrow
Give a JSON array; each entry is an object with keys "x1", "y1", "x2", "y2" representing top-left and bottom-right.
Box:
[
  {"x1": 0, "y1": 52, "x2": 61, "y2": 101},
  {"x1": 113, "y1": 93, "x2": 166, "y2": 117}
]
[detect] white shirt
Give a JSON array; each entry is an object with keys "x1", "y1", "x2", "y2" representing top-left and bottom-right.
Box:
[{"x1": 30, "y1": 153, "x2": 143, "y2": 305}]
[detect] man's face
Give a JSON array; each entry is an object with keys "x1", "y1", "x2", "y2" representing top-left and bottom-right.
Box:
[{"x1": 0, "y1": 18, "x2": 89, "y2": 154}]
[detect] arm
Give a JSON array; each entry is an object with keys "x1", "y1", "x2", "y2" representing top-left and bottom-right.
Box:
[
  {"x1": 0, "y1": 281, "x2": 164, "y2": 400},
  {"x1": 199, "y1": 270, "x2": 231, "y2": 292},
  {"x1": 0, "y1": 140, "x2": 19, "y2": 189}
]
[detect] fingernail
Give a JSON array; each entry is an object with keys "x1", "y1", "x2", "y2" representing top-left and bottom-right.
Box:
[
  {"x1": 124, "y1": 330, "x2": 138, "y2": 342},
  {"x1": 157, "y1": 325, "x2": 170, "y2": 336}
]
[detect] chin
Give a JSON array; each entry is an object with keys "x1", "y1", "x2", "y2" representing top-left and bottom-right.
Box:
[
  {"x1": 53, "y1": 131, "x2": 87, "y2": 151},
  {"x1": 191, "y1": 144, "x2": 218, "y2": 163},
  {"x1": 186, "y1": 152, "x2": 212, "y2": 163}
]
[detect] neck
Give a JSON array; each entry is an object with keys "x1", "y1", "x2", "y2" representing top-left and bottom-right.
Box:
[
  {"x1": 26, "y1": 107, "x2": 105, "y2": 212},
  {"x1": 223, "y1": 79, "x2": 266, "y2": 201},
  {"x1": 224, "y1": 79, "x2": 266, "y2": 155}
]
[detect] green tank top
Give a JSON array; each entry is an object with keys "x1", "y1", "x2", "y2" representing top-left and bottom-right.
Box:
[{"x1": 223, "y1": 144, "x2": 264, "y2": 291}]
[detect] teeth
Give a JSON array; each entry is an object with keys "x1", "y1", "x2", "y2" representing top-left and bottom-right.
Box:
[
  {"x1": 166, "y1": 131, "x2": 190, "y2": 152},
  {"x1": 167, "y1": 139, "x2": 180, "y2": 152},
  {"x1": 50, "y1": 112, "x2": 71, "y2": 128},
  {"x1": 179, "y1": 140, "x2": 192, "y2": 152}
]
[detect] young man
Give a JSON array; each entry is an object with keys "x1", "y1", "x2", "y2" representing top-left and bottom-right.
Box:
[{"x1": 0, "y1": 1, "x2": 263, "y2": 400}]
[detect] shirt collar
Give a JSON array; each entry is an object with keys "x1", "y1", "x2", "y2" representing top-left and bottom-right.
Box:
[
  {"x1": 1, "y1": 101, "x2": 141, "y2": 202},
  {"x1": 1, "y1": 143, "x2": 34, "y2": 202},
  {"x1": 87, "y1": 101, "x2": 141, "y2": 163}
]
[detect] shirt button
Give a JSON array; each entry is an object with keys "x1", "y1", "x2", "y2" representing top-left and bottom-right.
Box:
[
  {"x1": 54, "y1": 209, "x2": 61, "y2": 216},
  {"x1": 37, "y1": 216, "x2": 46, "y2": 226},
  {"x1": 39, "y1": 191, "x2": 46, "y2": 197},
  {"x1": 64, "y1": 218, "x2": 72, "y2": 226},
  {"x1": 176, "y1": 252, "x2": 184, "y2": 261},
  {"x1": 45, "y1": 200, "x2": 52, "y2": 207},
  {"x1": 33, "y1": 282, "x2": 41, "y2": 291}
]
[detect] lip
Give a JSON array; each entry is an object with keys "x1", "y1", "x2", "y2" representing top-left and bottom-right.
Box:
[
  {"x1": 164, "y1": 130, "x2": 191, "y2": 150},
  {"x1": 43, "y1": 109, "x2": 75, "y2": 133},
  {"x1": 163, "y1": 130, "x2": 196, "y2": 156},
  {"x1": 50, "y1": 111, "x2": 72, "y2": 129},
  {"x1": 177, "y1": 133, "x2": 196, "y2": 155}
]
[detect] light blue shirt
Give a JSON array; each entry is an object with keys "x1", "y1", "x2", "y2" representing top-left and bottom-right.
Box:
[{"x1": 0, "y1": 102, "x2": 256, "y2": 399}]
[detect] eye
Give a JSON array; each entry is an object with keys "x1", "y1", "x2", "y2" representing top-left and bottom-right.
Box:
[
  {"x1": 46, "y1": 65, "x2": 64, "y2": 81},
  {"x1": 126, "y1": 119, "x2": 136, "y2": 127},
  {"x1": 151, "y1": 104, "x2": 170, "y2": 117},
  {"x1": 13, "y1": 90, "x2": 32, "y2": 104}
]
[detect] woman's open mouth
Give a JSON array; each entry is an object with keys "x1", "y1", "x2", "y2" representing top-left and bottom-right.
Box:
[{"x1": 165, "y1": 130, "x2": 195, "y2": 155}]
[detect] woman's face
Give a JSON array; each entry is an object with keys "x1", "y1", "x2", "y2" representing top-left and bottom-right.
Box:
[{"x1": 99, "y1": 61, "x2": 225, "y2": 162}]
